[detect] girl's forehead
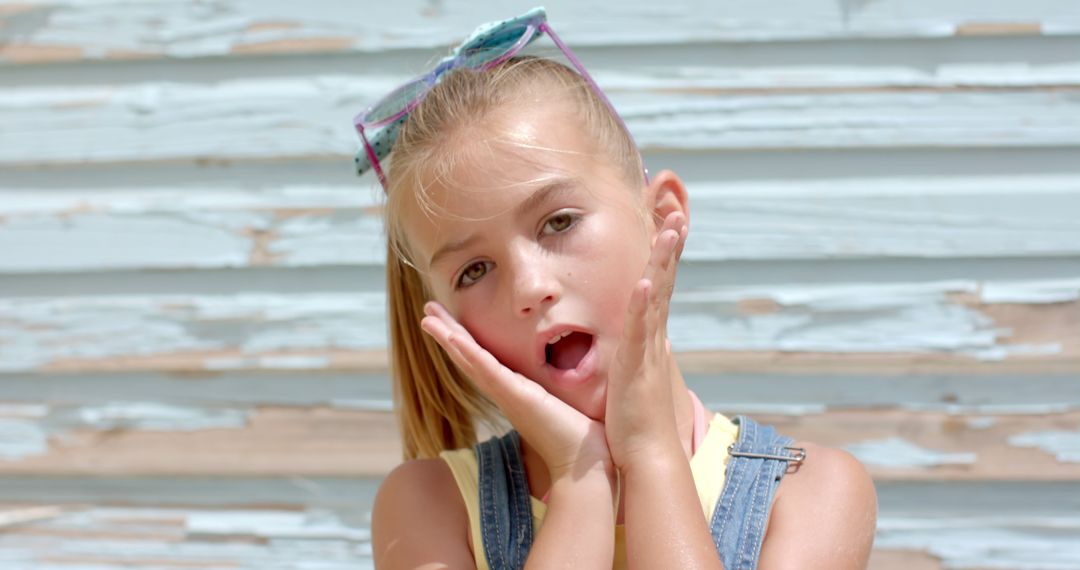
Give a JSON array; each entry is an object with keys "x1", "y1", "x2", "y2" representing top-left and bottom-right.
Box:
[{"x1": 417, "y1": 117, "x2": 597, "y2": 213}]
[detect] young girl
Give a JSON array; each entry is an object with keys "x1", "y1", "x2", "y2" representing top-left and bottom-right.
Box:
[{"x1": 360, "y1": 8, "x2": 878, "y2": 569}]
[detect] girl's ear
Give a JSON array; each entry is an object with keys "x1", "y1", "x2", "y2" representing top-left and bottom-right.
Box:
[{"x1": 645, "y1": 169, "x2": 690, "y2": 236}]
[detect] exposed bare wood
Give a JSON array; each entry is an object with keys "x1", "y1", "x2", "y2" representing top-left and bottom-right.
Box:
[
  {"x1": 955, "y1": 22, "x2": 1043, "y2": 36},
  {"x1": 868, "y1": 549, "x2": 944, "y2": 570}
]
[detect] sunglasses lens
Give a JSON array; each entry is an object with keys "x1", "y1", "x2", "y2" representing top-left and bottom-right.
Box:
[
  {"x1": 364, "y1": 78, "x2": 430, "y2": 125},
  {"x1": 358, "y1": 20, "x2": 535, "y2": 127},
  {"x1": 460, "y1": 22, "x2": 531, "y2": 67}
]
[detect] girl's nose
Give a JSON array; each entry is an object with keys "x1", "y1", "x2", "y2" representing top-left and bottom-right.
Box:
[{"x1": 511, "y1": 257, "x2": 561, "y2": 317}]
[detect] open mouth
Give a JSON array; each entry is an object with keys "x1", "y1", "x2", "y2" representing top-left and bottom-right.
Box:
[{"x1": 545, "y1": 331, "x2": 595, "y2": 370}]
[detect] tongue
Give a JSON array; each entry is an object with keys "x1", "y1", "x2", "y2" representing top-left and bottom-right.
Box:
[{"x1": 549, "y1": 332, "x2": 592, "y2": 370}]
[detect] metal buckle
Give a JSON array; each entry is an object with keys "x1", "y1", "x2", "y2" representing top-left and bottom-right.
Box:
[{"x1": 728, "y1": 444, "x2": 807, "y2": 466}]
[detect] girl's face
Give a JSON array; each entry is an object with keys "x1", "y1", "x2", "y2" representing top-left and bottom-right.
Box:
[{"x1": 400, "y1": 98, "x2": 655, "y2": 421}]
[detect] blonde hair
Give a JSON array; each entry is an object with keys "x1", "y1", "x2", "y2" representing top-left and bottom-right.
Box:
[{"x1": 383, "y1": 55, "x2": 642, "y2": 459}]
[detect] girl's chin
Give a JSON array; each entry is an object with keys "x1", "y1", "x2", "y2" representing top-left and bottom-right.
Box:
[{"x1": 558, "y1": 375, "x2": 609, "y2": 422}]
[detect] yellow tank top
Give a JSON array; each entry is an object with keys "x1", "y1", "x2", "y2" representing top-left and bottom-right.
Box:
[{"x1": 439, "y1": 412, "x2": 739, "y2": 569}]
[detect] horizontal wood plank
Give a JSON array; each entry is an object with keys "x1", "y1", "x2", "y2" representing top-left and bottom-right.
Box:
[
  {"x1": 2, "y1": 0, "x2": 1078, "y2": 66},
  {"x1": 0, "y1": 283, "x2": 1075, "y2": 373},
  {"x1": 2, "y1": 404, "x2": 1080, "y2": 481},
  {"x1": 0, "y1": 479, "x2": 1078, "y2": 569},
  {"x1": 2, "y1": 175, "x2": 1079, "y2": 273},
  {"x1": 1, "y1": 77, "x2": 1077, "y2": 167}
]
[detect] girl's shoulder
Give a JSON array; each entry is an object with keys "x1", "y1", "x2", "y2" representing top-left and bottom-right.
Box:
[
  {"x1": 760, "y1": 440, "x2": 878, "y2": 568},
  {"x1": 371, "y1": 457, "x2": 473, "y2": 568}
]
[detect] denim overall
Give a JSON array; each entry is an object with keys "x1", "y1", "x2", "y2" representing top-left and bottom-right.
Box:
[{"x1": 474, "y1": 415, "x2": 803, "y2": 569}]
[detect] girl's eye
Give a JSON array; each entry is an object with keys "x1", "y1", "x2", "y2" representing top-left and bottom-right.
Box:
[
  {"x1": 456, "y1": 260, "x2": 493, "y2": 288},
  {"x1": 542, "y1": 212, "x2": 579, "y2": 235}
]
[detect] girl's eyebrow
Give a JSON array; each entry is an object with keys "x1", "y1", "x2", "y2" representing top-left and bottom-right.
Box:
[
  {"x1": 427, "y1": 178, "x2": 577, "y2": 270},
  {"x1": 511, "y1": 178, "x2": 576, "y2": 221}
]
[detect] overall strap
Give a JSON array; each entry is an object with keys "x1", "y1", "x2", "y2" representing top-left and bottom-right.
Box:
[
  {"x1": 710, "y1": 415, "x2": 805, "y2": 570},
  {"x1": 476, "y1": 430, "x2": 535, "y2": 570}
]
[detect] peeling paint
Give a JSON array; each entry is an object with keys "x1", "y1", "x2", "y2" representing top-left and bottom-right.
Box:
[
  {"x1": 846, "y1": 437, "x2": 977, "y2": 468},
  {"x1": 0, "y1": 278, "x2": 1072, "y2": 373},
  {"x1": 981, "y1": 279, "x2": 1080, "y2": 304},
  {"x1": 330, "y1": 399, "x2": 394, "y2": 412},
  {"x1": 670, "y1": 281, "x2": 1025, "y2": 357},
  {"x1": 0, "y1": 185, "x2": 387, "y2": 273},
  {"x1": 0, "y1": 403, "x2": 48, "y2": 418},
  {"x1": 706, "y1": 402, "x2": 827, "y2": 415},
  {"x1": 899, "y1": 402, "x2": 1077, "y2": 416},
  {"x1": 875, "y1": 517, "x2": 1080, "y2": 569},
  {"x1": 0, "y1": 419, "x2": 48, "y2": 459},
  {"x1": 965, "y1": 417, "x2": 997, "y2": 430},
  {"x1": 253, "y1": 355, "x2": 334, "y2": 369},
  {"x1": 0, "y1": 214, "x2": 253, "y2": 272},
  {"x1": 0, "y1": 505, "x2": 372, "y2": 568},
  {"x1": 0, "y1": 505, "x2": 71, "y2": 529},
  {"x1": 4, "y1": 0, "x2": 1080, "y2": 65},
  {"x1": 186, "y1": 509, "x2": 368, "y2": 541},
  {"x1": 1010, "y1": 428, "x2": 1080, "y2": 463},
  {"x1": 0, "y1": 293, "x2": 386, "y2": 372},
  {"x1": 75, "y1": 402, "x2": 249, "y2": 432},
  {"x1": 4, "y1": 174, "x2": 1080, "y2": 273}
]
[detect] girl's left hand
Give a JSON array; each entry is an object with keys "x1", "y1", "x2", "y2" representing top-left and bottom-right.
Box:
[{"x1": 604, "y1": 211, "x2": 688, "y2": 471}]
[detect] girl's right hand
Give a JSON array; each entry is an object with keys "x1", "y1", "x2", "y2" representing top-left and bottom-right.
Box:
[{"x1": 420, "y1": 302, "x2": 615, "y2": 484}]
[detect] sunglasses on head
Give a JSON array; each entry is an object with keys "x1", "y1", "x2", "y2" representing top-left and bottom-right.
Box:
[{"x1": 352, "y1": 7, "x2": 647, "y2": 191}]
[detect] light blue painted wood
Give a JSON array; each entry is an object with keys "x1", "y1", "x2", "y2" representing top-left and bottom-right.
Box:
[{"x1": 1, "y1": 1, "x2": 1078, "y2": 567}]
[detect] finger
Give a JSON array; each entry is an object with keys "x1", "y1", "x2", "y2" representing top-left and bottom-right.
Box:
[
  {"x1": 653, "y1": 211, "x2": 683, "y2": 245},
  {"x1": 674, "y1": 222, "x2": 688, "y2": 263},
  {"x1": 422, "y1": 304, "x2": 553, "y2": 405},
  {"x1": 645, "y1": 227, "x2": 680, "y2": 284},
  {"x1": 420, "y1": 315, "x2": 475, "y2": 375},
  {"x1": 638, "y1": 218, "x2": 680, "y2": 359},
  {"x1": 422, "y1": 312, "x2": 526, "y2": 408},
  {"x1": 657, "y1": 223, "x2": 688, "y2": 329},
  {"x1": 424, "y1": 301, "x2": 478, "y2": 344},
  {"x1": 447, "y1": 330, "x2": 554, "y2": 415},
  {"x1": 648, "y1": 229, "x2": 679, "y2": 314},
  {"x1": 645, "y1": 211, "x2": 684, "y2": 283},
  {"x1": 656, "y1": 212, "x2": 685, "y2": 276}
]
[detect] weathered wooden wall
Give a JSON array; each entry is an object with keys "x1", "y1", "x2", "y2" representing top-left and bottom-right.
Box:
[{"x1": 1, "y1": 1, "x2": 1079, "y2": 568}]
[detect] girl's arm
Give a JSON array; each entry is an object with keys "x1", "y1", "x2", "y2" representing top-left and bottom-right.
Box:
[
  {"x1": 621, "y1": 442, "x2": 723, "y2": 570},
  {"x1": 757, "y1": 442, "x2": 878, "y2": 569},
  {"x1": 371, "y1": 455, "x2": 618, "y2": 570},
  {"x1": 621, "y1": 441, "x2": 879, "y2": 570},
  {"x1": 371, "y1": 459, "x2": 476, "y2": 569},
  {"x1": 526, "y1": 460, "x2": 617, "y2": 569}
]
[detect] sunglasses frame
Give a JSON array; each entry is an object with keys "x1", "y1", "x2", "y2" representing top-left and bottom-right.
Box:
[{"x1": 353, "y1": 10, "x2": 648, "y2": 190}]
